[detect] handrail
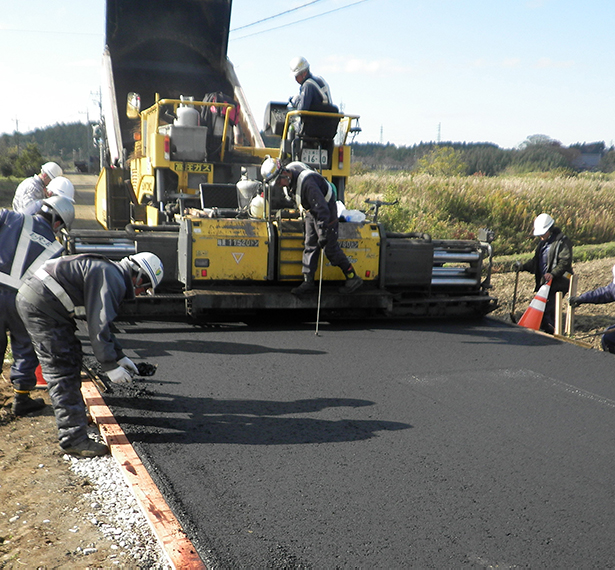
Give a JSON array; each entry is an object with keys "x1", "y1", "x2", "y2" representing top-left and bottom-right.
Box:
[
  {"x1": 146, "y1": 98, "x2": 236, "y2": 162},
  {"x1": 282, "y1": 109, "x2": 360, "y2": 145}
]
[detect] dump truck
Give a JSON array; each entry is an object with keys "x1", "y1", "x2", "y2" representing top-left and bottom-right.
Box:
[{"x1": 67, "y1": 0, "x2": 497, "y2": 321}]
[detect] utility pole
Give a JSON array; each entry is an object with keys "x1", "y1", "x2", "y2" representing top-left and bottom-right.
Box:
[
  {"x1": 12, "y1": 118, "x2": 20, "y2": 154},
  {"x1": 380, "y1": 125, "x2": 383, "y2": 145},
  {"x1": 437, "y1": 123, "x2": 441, "y2": 144}
]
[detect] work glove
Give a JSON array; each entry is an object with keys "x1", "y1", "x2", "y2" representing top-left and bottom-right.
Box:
[
  {"x1": 117, "y1": 356, "x2": 139, "y2": 375},
  {"x1": 107, "y1": 366, "x2": 133, "y2": 384},
  {"x1": 318, "y1": 235, "x2": 328, "y2": 249},
  {"x1": 512, "y1": 260, "x2": 522, "y2": 271},
  {"x1": 568, "y1": 296, "x2": 582, "y2": 308}
]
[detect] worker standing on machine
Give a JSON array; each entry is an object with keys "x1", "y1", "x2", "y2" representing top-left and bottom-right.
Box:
[
  {"x1": 288, "y1": 56, "x2": 333, "y2": 112},
  {"x1": 0, "y1": 196, "x2": 75, "y2": 416},
  {"x1": 513, "y1": 213, "x2": 573, "y2": 334},
  {"x1": 16, "y1": 252, "x2": 164, "y2": 457},
  {"x1": 12, "y1": 162, "x2": 63, "y2": 213},
  {"x1": 261, "y1": 156, "x2": 362, "y2": 295}
]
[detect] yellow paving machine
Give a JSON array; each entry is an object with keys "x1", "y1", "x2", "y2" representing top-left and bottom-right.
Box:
[{"x1": 67, "y1": 0, "x2": 497, "y2": 321}]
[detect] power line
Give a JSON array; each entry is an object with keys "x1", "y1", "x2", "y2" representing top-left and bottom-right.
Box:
[
  {"x1": 231, "y1": 0, "x2": 370, "y2": 41},
  {"x1": 230, "y1": 0, "x2": 325, "y2": 32}
]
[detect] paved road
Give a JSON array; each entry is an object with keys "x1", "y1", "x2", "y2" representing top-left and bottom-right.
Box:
[{"x1": 91, "y1": 317, "x2": 615, "y2": 568}]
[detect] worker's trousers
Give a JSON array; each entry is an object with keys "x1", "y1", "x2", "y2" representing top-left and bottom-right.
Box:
[
  {"x1": 601, "y1": 325, "x2": 615, "y2": 354},
  {"x1": 302, "y1": 212, "x2": 352, "y2": 277},
  {"x1": 0, "y1": 286, "x2": 38, "y2": 391},
  {"x1": 16, "y1": 295, "x2": 88, "y2": 448}
]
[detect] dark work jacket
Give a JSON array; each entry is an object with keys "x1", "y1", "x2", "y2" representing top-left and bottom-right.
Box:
[
  {"x1": 287, "y1": 161, "x2": 336, "y2": 239},
  {"x1": 576, "y1": 281, "x2": 615, "y2": 305},
  {"x1": 521, "y1": 226, "x2": 573, "y2": 293},
  {"x1": 19, "y1": 254, "x2": 135, "y2": 371},
  {"x1": 0, "y1": 209, "x2": 62, "y2": 291}
]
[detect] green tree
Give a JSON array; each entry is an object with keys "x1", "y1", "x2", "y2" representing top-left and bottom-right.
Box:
[
  {"x1": 510, "y1": 134, "x2": 570, "y2": 173},
  {"x1": 414, "y1": 146, "x2": 467, "y2": 176},
  {"x1": 14, "y1": 143, "x2": 44, "y2": 178}
]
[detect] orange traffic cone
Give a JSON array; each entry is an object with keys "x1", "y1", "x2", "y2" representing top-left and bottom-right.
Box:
[
  {"x1": 35, "y1": 364, "x2": 47, "y2": 389},
  {"x1": 518, "y1": 279, "x2": 552, "y2": 330}
]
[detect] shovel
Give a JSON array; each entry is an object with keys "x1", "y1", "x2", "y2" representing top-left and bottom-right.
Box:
[{"x1": 510, "y1": 267, "x2": 520, "y2": 323}]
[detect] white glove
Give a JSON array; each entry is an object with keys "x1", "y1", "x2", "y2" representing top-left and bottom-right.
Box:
[
  {"x1": 107, "y1": 366, "x2": 133, "y2": 384},
  {"x1": 117, "y1": 357, "x2": 138, "y2": 375}
]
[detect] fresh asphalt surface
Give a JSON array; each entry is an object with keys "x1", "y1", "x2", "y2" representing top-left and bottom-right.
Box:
[{"x1": 90, "y1": 316, "x2": 615, "y2": 568}]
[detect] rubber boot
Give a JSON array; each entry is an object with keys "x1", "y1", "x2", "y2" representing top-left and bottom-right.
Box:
[
  {"x1": 339, "y1": 267, "x2": 363, "y2": 294},
  {"x1": 291, "y1": 275, "x2": 316, "y2": 295},
  {"x1": 12, "y1": 391, "x2": 46, "y2": 416},
  {"x1": 62, "y1": 437, "x2": 110, "y2": 458}
]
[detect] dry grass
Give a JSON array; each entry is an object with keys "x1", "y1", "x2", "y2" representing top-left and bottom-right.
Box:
[{"x1": 346, "y1": 172, "x2": 615, "y2": 255}]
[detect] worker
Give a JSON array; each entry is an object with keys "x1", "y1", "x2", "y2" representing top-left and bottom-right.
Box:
[
  {"x1": 513, "y1": 213, "x2": 573, "y2": 334},
  {"x1": 21, "y1": 176, "x2": 76, "y2": 216},
  {"x1": 0, "y1": 196, "x2": 75, "y2": 416},
  {"x1": 288, "y1": 56, "x2": 333, "y2": 112},
  {"x1": 12, "y1": 162, "x2": 63, "y2": 213},
  {"x1": 261, "y1": 156, "x2": 363, "y2": 295},
  {"x1": 15, "y1": 252, "x2": 164, "y2": 457},
  {"x1": 569, "y1": 264, "x2": 615, "y2": 353}
]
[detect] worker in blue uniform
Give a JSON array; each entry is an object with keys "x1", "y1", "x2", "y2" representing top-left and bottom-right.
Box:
[
  {"x1": 16, "y1": 252, "x2": 164, "y2": 457},
  {"x1": 569, "y1": 264, "x2": 615, "y2": 353},
  {"x1": 0, "y1": 196, "x2": 75, "y2": 416}
]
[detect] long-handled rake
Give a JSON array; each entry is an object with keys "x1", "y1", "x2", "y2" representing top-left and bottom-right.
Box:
[
  {"x1": 510, "y1": 267, "x2": 520, "y2": 323},
  {"x1": 315, "y1": 249, "x2": 325, "y2": 336}
]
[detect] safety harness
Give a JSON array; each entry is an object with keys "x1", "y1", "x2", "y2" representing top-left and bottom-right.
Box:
[
  {"x1": 295, "y1": 170, "x2": 334, "y2": 210},
  {"x1": 0, "y1": 215, "x2": 62, "y2": 290},
  {"x1": 303, "y1": 77, "x2": 331, "y2": 106}
]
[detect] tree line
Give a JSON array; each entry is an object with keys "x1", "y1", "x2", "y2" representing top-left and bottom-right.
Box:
[
  {"x1": 2, "y1": 122, "x2": 614, "y2": 179},
  {"x1": 0, "y1": 123, "x2": 96, "y2": 178},
  {"x1": 351, "y1": 135, "x2": 615, "y2": 176}
]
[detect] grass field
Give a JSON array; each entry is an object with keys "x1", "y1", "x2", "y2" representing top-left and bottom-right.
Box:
[
  {"x1": 345, "y1": 171, "x2": 615, "y2": 257},
  {"x1": 3, "y1": 172, "x2": 615, "y2": 265}
]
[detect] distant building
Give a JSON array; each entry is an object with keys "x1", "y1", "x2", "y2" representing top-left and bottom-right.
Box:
[{"x1": 571, "y1": 142, "x2": 605, "y2": 171}]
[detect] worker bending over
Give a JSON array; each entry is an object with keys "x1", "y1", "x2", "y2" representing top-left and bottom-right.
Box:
[
  {"x1": 12, "y1": 162, "x2": 63, "y2": 213},
  {"x1": 16, "y1": 252, "x2": 164, "y2": 457},
  {"x1": 569, "y1": 264, "x2": 615, "y2": 353},
  {"x1": 261, "y1": 157, "x2": 362, "y2": 295}
]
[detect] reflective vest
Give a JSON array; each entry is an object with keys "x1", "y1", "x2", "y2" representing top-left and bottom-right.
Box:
[
  {"x1": 0, "y1": 212, "x2": 63, "y2": 290},
  {"x1": 295, "y1": 169, "x2": 334, "y2": 210}
]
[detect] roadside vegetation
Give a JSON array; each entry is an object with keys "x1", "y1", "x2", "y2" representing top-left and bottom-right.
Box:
[
  {"x1": 345, "y1": 142, "x2": 615, "y2": 265},
  {"x1": 2, "y1": 125, "x2": 615, "y2": 267},
  {"x1": 345, "y1": 170, "x2": 615, "y2": 260}
]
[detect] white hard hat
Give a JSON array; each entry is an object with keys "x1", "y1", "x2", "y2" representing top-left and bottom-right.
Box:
[
  {"x1": 533, "y1": 213, "x2": 555, "y2": 236},
  {"x1": 290, "y1": 56, "x2": 309, "y2": 77},
  {"x1": 41, "y1": 195, "x2": 75, "y2": 230},
  {"x1": 249, "y1": 195, "x2": 265, "y2": 218},
  {"x1": 128, "y1": 252, "x2": 164, "y2": 289},
  {"x1": 261, "y1": 155, "x2": 282, "y2": 182},
  {"x1": 41, "y1": 162, "x2": 62, "y2": 180},
  {"x1": 47, "y1": 176, "x2": 75, "y2": 202}
]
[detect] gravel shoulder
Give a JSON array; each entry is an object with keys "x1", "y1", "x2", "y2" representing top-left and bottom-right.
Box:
[{"x1": 0, "y1": 370, "x2": 170, "y2": 569}]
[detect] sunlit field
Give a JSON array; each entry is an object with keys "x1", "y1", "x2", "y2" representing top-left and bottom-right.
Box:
[{"x1": 346, "y1": 172, "x2": 615, "y2": 257}]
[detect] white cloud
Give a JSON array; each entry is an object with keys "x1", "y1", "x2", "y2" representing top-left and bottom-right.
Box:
[
  {"x1": 321, "y1": 56, "x2": 411, "y2": 76},
  {"x1": 502, "y1": 58, "x2": 522, "y2": 68},
  {"x1": 535, "y1": 57, "x2": 575, "y2": 69}
]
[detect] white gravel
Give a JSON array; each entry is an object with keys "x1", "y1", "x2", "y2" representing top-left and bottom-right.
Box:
[{"x1": 65, "y1": 428, "x2": 172, "y2": 568}]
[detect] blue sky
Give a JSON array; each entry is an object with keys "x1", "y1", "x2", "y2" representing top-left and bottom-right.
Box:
[{"x1": 1, "y1": 0, "x2": 613, "y2": 149}]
